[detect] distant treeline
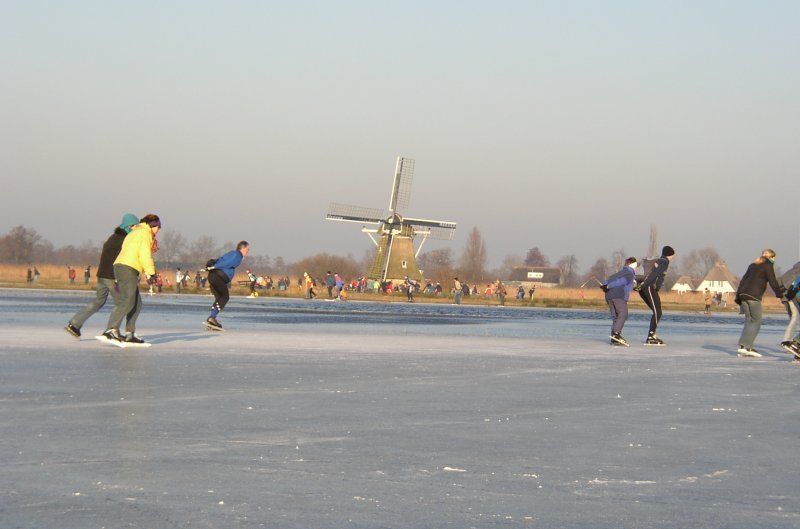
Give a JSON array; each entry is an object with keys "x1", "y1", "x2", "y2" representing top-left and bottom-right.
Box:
[{"x1": 0, "y1": 224, "x2": 725, "y2": 288}]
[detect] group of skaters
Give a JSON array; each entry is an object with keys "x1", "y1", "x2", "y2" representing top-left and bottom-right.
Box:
[
  {"x1": 65, "y1": 212, "x2": 250, "y2": 343},
  {"x1": 62, "y1": 218, "x2": 800, "y2": 357},
  {"x1": 65, "y1": 266, "x2": 92, "y2": 284},
  {"x1": 601, "y1": 245, "x2": 800, "y2": 359}
]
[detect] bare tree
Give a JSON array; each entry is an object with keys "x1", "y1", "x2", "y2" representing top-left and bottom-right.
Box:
[
  {"x1": 359, "y1": 248, "x2": 374, "y2": 274},
  {"x1": 458, "y1": 226, "x2": 488, "y2": 282},
  {"x1": 557, "y1": 254, "x2": 580, "y2": 287},
  {"x1": 493, "y1": 254, "x2": 523, "y2": 281},
  {"x1": 524, "y1": 247, "x2": 550, "y2": 267},
  {"x1": 583, "y1": 257, "x2": 610, "y2": 286},
  {"x1": 0, "y1": 225, "x2": 42, "y2": 263},
  {"x1": 272, "y1": 256, "x2": 286, "y2": 275},
  {"x1": 648, "y1": 224, "x2": 658, "y2": 257},
  {"x1": 681, "y1": 247, "x2": 721, "y2": 278},
  {"x1": 180, "y1": 236, "x2": 221, "y2": 268},
  {"x1": 419, "y1": 248, "x2": 454, "y2": 283},
  {"x1": 247, "y1": 254, "x2": 273, "y2": 274},
  {"x1": 610, "y1": 248, "x2": 627, "y2": 271},
  {"x1": 158, "y1": 230, "x2": 187, "y2": 267}
]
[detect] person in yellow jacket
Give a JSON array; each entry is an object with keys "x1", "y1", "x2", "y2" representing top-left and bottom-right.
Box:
[
  {"x1": 303, "y1": 272, "x2": 316, "y2": 299},
  {"x1": 101, "y1": 214, "x2": 161, "y2": 345}
]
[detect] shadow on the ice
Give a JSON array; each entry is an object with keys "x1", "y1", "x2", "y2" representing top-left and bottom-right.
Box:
[
  {"x1": 702, "y1": 344, "x2": 791, "y2": 360},
  {"x1": 702, "y1": 344, "x2": 740, "y2": 358},
  {"x1": 148, "y1": 332, "x2": 216, "y2": 344}
]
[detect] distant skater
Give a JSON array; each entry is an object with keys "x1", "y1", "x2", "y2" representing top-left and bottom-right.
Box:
[
  {"x1": 326, "y1": 271, "x2": 335, "y2": 299},
  {"x1": 453, "y1": 277, "x2": 462, "y2": 305},
  {"x1": 602, "y1": 257, "x2": 638, "y2": 347},
  {"x1": 495, "y1": 279, "x2": 507, "y2": 306},
  {"x1": 735, "y1": 249, "x2": 784, "y2": 357},
  {"x1": 65, "y1": 213, "x2": 139, "y2": 338},
  {"x1": 637, "y1": 245, "x2": 675, "y2": 345},
  {"x1": 204, "y1": 241, "x2": 250, "y2": 331},
  {"x1": 303, "y1": 272, "x2": 316, "y2": 299},
  {"x1": 334, "y1": 273, "x2": 343, "y2": 299},
  {"x1": 404, "y1": 276, "x2": 416, "y2": 302}
]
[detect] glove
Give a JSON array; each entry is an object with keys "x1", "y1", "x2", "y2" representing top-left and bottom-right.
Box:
[
  {"x1": 600, "y1": 284, "x2": 609, "y2": 292},
  {"x1": 787, "y1": 285, "x2": 798, "y2": 301},
  {"x1": 633, "y1": 283, "x2": 642, "y2": 292},
  {"x1": 734, "y1": 294, "x2": 741, "y2": 305},
  {"x1": 205, "y1": 259, "x2": 217, "y2": 269},
  {"x1": 147, "y1": 274, "x2": 158, "y2": 285}
]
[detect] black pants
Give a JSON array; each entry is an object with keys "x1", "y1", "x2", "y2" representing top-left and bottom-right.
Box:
[
  {"x1": 639, "y1": 286, "x2": 662, "y2": 335},
  {"x1": 208, "y1": 270, "x2": 230, "y2": 313}
]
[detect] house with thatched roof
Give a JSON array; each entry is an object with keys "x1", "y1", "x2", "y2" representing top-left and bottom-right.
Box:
[
  {"x1": 671, "y1": 275, "x2": 699, "y2": 294},
  {"x1": 508, "y1": 266, "x2": 563, "y2": 287},
  {"x1": 696, "y1": 262, "x2": 738, "y2": 293}
]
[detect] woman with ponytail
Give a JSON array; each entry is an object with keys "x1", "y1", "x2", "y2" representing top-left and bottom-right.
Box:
[{"x1": 735, "y1": 249, "x2": 784, "y2": 357}]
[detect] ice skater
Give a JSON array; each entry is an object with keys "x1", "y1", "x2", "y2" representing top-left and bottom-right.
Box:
[
  {"x1": 735, "y1": 249, "x2": 784, "y2": 357},
  {"x1": 303, "y1": 272, "x2": 316, "y2": 299},
  {"x1": 404, "y1": 276, "x2": 417, "y2": 302},
  {"x1": 636, "y1": 245, "x2": 675, "y2": 345},
  {"x1": 204, "y1": 241, "x2": 250, "y2": 331},
  {"x1": 602, "y1": 257, "x2": 638, "y2": 346},
  {"x1": 779, "y1": 261, "x2": 800, "y2": 357},
  {"x1": 64, "y1": 213, "x2": 139, "y2": 338},
  {"x1": 101, "y1": 214, "x2": 161, "y2": 345}
]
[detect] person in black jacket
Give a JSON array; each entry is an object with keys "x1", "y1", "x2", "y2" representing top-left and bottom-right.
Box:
[
  {"x1": 637, "y1": 245, "x2": 675, "y2": 345},
  {"x1": 735, "y1": 249, "x2": 785, "y2": 357},
  {"x1": 64, "y1": 213, "x2": 139, "y2": 338}
]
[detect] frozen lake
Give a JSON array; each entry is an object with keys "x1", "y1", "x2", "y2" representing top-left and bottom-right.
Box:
[{"x1": 1, "y1": 289, "x2": 799, "y2": 528}]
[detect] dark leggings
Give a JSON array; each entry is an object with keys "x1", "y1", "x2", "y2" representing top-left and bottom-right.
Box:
[
  {"x1": 639, "y1": 286, "x2": 662, "y2": 335},
  {"x1": 208, "y1": 270, "x2": 230, "y2": 313}
]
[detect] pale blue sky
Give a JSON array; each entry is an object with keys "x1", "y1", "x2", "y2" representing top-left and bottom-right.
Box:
[{"x1": 2, "y1": 1, "x2": 798, "y2": 274}]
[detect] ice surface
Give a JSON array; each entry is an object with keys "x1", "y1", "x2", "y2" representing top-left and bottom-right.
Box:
[{"x1": 1, "y1": 289, "x2": 799, "y2": 528}]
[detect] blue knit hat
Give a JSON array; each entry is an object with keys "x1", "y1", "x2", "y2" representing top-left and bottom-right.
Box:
[{"x1": 119, "y1": 213, "x2": 139, "y2": 234}]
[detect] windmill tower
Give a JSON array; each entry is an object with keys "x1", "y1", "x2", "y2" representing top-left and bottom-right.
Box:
[{"x1": 326, "y1": 157, "x2": 457, "y2": 282}]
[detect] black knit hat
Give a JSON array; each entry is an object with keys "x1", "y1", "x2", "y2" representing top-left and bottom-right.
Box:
[{"x1": 662, "y1": 245, "x2": 675, "y2": 257}]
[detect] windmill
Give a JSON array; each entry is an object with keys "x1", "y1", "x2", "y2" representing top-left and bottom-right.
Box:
[{"x1": 326, "y1": 157, "x2": 457, "y2": 282}]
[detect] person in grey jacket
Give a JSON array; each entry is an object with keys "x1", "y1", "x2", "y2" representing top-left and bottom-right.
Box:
[
  {"x1": 602, "y1": 257, "x2": 638, "y2": 346},
  {"x1": 735, "y1": 249, "x2": 784, "y2": 357}
]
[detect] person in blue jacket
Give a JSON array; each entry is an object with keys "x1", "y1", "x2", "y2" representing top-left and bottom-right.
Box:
[
  {"x1": 204, "y1": 241, "x2": 250, "y2": 331},
  {"x1": 779, "y1": 261, "x2": 800, "y2": 356},
  {"x1": 601, "y1": 256, "x2": 638, "y2": 346}
]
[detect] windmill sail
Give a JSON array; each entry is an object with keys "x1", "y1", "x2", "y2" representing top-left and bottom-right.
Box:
[
  {"x1": 404, "y1": 217, "x2": 456, "y2": 240},
  {"x1": 326, "y1": 203, "x2": 384, "y2": 224},
  {"x1": 388, "y1": 157, "x2": 414, "y2": 214}
]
